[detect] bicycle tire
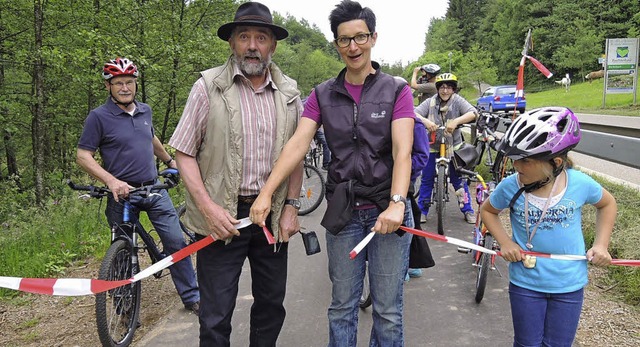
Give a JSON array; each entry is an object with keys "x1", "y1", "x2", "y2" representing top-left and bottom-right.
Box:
[
  {"x1": 298, "y1": 164, "x2": 325, "y2": 216},
  {"x1": 95, "y1": 239, "x2": 141, "y2": 347},
  {"x1": 475, "y1": 233, "x2": 493, "y2": 304},
  {"x1": 436, "y1": 165, "x2": 447, "y2": 235},
  {"x1": 359, "y1": 262, "x2": 371, "y2": 309},
  {"x1": 491, "y1": 152, "x2": 514, "y2": 184}
]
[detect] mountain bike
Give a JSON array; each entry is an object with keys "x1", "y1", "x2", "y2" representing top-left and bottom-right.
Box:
[
  {"x1": 68, "y1": 169, "x2": 194, "y2": 347},
  {"x1": 429, "y1": 125, "x2": 455, "y2": 235},
  {"x1": 456, "y1": 172, "x2": 503, "y2": 303}
]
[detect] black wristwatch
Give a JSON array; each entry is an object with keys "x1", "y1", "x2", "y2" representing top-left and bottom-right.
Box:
[
  {"x1": 163, "y1": 157, "x2": 174, "y2": 166},
  {"x1": 390, "y1": 194, "x2": 407, "y2": 205},
  {"x1": 284, "y1": 199, "x2": 301, "y2": 209}
]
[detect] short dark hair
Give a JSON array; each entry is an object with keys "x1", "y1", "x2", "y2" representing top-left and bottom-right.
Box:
[{"x1": 329, "y1": 0, "x2": 376, "y2": 39}]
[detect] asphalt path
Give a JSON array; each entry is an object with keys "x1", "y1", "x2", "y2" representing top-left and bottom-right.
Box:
[{"x1": 137, "y1": 191, "x2": 514, "y2": 347}]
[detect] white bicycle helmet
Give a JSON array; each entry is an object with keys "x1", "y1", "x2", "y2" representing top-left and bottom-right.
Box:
[
  {"x1": 496, "y1": 107, "x2": 581, "y2": 161},
  {"x1": 421, "y1": 63, "x2": 441, "y2": 75}
]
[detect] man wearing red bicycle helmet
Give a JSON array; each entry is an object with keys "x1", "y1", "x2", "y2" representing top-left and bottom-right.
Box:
[{"x1": 77, "y1": 57, "x2": 200, "y2": 316}]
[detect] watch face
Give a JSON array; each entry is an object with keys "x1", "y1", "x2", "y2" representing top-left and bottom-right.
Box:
[{"x1": 391, "y1": 195, "x2": 405, "y2": 204}]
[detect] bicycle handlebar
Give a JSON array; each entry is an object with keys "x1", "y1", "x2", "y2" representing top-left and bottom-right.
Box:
[{"x1": 68, "y1": 168, "x2": 180, "y2": 199}]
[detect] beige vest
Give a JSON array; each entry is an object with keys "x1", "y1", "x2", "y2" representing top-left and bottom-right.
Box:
[{"x1": 182, "y1": 57, "x2": 301, "y2": 240}]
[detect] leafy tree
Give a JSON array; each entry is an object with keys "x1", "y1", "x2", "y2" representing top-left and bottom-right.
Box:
[
  {"x1": 457, "y1": 43, "x2": 498, "y2": 95},
  {"x1": 446, "y1": 0, "x2": 488, "y2": 51},
  {"x1": 425, "y1": 17, "x2": 464, "y2": 54}
]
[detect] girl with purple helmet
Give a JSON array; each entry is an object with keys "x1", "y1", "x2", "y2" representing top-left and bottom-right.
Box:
[{"x1": 480, "y1": 107, "x2": 617, "y2": 346}]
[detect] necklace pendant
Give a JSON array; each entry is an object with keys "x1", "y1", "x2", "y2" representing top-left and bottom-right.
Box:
[
  {"x1": 526, "y1": 242, "x2": 533, "y2": 250},
  {"x1": 523, "y1": 255, "x2": 537, "y2": 269}
]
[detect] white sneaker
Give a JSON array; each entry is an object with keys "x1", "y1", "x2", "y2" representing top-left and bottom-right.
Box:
[
  {"x1": 464, "y1": 212, "x2": 476, "y2": 224},
  {"x1": 420, "y1": 214, "x2": 428, "y2": 223}
]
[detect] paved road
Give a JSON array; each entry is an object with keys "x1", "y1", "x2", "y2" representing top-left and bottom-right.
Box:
[{"x1": 137, "y1": 195, "x2": 514, "y2": 347}]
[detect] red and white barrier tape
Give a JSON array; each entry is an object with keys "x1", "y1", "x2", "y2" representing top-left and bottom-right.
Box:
[
  {"x1": 348, "y1": 225, "x2": 640, "y2": 267},
  {"x1": 400, "y1": 226, "x2": 640, "y2": 267},
  {"x1": 0, "y1": 217, "x2": 258, "y2": 296}
]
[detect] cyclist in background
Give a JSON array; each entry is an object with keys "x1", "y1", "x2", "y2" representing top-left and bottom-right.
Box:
[
  {"x1": 415, "y1": 73, "x2": 477, "y2": 224},
  {"x1": 411, "y1": 63, "x2": 440, "y2": 104},
  {"x1": 76, "y1": 57, "x2": 200, "y2": 316}
]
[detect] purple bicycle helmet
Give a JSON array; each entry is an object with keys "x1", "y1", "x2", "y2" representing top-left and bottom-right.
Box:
[{"x1": 496, "y1": 106, "x2": 581, "y2": 160}]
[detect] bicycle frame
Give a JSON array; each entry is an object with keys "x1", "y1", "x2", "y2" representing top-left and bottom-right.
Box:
[
  {"x1": 115, "y1": 201, "x2": 166, "y2": 278},
  {"x1": 430, "y1": 126, "x2": 452, "y2": 235}
]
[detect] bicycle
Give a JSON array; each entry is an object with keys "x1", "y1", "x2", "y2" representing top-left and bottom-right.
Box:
[
  {"x1": 298, "y1": 138, "x2": 327, "y2": 216},
  {"x1": 429, "y1": 125, "x2": 474, "y2": 235},
  {"x1": 473, "y1": 109, "x2": 515, "y2": 183},
  {"x1": 456, "y1": 171, "x2": 503, "y2": 303},
  {"x1": 68, "y1": 169, "x2": 194, "y2": 347}
]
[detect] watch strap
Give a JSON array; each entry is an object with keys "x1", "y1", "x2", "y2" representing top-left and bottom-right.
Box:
[{"x1": 284, "y1": 198, "x2": 301, "y2": 209}]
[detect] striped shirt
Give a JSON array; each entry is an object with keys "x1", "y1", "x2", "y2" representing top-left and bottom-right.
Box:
[{"x1": 170, "y1": 64, "x2": 277, "y2": 196}]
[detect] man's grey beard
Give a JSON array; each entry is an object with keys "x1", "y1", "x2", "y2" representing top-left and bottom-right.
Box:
[{"x1": 233, "y1": 51, "x2": 271, "y2": 76}]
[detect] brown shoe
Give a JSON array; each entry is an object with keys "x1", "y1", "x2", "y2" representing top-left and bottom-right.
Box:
[{"x1": 185, "y1": 301, "x2": 200, "y2": 316}]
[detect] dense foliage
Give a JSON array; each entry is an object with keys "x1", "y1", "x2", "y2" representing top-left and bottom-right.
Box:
[
  {"x1": 1, "y1": 0, "x2": 637, "y2": 206},
  {"x1": 407, "y1": 0, "x2": 640, "y2": 94}
]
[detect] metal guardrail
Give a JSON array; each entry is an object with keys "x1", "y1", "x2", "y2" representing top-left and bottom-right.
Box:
[
  {"x1": 487, "y1": 113, "x2": 640, "y2": 170},
  {"x1": 574, "y1": 130, "x2": 640, "y2": 169}
]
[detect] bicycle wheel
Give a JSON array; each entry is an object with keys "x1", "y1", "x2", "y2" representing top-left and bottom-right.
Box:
[
  {"x1": 475, "y1": 233, "x2": 493, "y2": 304},
  {"x1": 436, "y1": 165, "x2": 447, "y2": 235},
  {"x1": 95, "y1": 239, "x2": 141, "y2": 347},
  {"x1": 359, "y1": 262, "x2": 371, "y2": 309},
  {"x1": 491, "y1": 152, "x2": 514, "y2": 183},
  {"x1": 298, "y1": 164, "x2": 325, "y2": 216}
]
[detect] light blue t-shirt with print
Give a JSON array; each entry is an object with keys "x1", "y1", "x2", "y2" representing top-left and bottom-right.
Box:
[{"x1": 489, "y1": 168, "x2": 603, "y2": 293}]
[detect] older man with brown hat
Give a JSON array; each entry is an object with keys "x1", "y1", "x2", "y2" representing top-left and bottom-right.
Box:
[{"x1": 169, "y1": 2, "x2": 303, "y2": 346}]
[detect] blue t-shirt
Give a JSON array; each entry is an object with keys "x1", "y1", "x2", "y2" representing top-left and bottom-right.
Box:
[
  {"x1": 77, "y1": 97, "x2": 157, "y2": 183},
  {"x1": 489, "y1": 168, "x2": 603, "y2": 293}
]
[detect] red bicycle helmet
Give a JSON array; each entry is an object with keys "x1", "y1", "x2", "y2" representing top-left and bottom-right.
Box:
[{"x1": 102, "y1": 57, "x2": 139, "y2": 80}]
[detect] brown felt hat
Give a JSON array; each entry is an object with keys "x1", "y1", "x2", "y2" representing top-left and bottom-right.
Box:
[{"x1": 217, "y1": 2, "x2": 289, "y2": 41}]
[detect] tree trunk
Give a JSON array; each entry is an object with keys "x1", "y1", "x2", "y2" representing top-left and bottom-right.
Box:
[{"x1": 32, "y1": 0, "x2": 45, "y2": 205}]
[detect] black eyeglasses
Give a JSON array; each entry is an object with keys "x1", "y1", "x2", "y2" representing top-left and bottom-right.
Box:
[{"x1": 334, "y1": 32, "x2": 372, "y2": 48}]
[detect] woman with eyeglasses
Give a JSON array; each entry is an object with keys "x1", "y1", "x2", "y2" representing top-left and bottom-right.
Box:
[
  {"x1": 414, "y1": 73, "x2": 478, "y2": 225},
  {"x1": 250, "y1": 0, "x2": 415, "y2": 345}
]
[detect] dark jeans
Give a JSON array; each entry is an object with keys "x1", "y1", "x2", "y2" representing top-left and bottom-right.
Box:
[
  {"x1": 509, "y1": 283, "x2": 584, "y2": 347},
  {"x1": 196, "y1": 202, "x2": 288, "y2": 347},
  {"x1": 315, "y1": 130, "x2": 331, "y2": 168}
]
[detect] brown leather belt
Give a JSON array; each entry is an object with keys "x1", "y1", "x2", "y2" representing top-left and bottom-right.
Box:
[{"x1": 238, "y1": 195, "x2": 259, "y2": 204}]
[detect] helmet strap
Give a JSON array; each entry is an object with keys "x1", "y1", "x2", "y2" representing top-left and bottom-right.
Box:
[{"x1": 508, "y1": 177, "x2": 551, "y2": 211}]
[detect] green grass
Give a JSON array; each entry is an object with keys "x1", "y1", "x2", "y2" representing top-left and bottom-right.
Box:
[
  {"x1": 459, "y1": 78, "x2": 640, "y2": 116},
  {"x1": 525, "y1": 79, "x2": 640, "y2": 116},
  {"x1": 0, "y1": 181, "x2": 185, "y2": 298}
]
